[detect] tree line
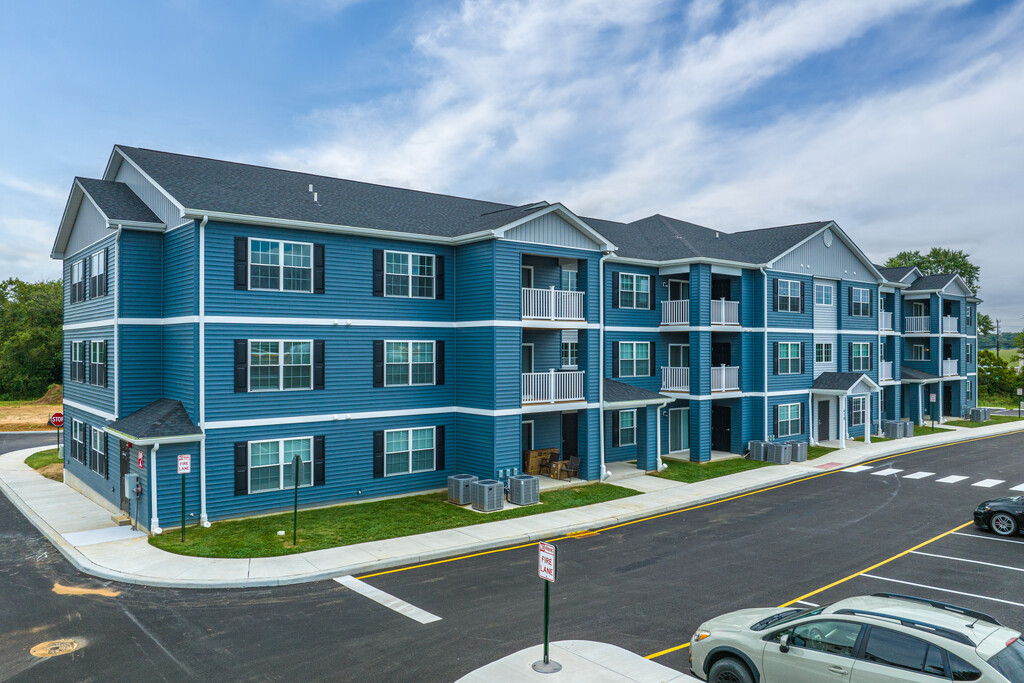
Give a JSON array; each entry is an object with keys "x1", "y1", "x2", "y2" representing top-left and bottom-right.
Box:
[{"x1": 0, "y1": 278, "x2": 62, "y2": 400}]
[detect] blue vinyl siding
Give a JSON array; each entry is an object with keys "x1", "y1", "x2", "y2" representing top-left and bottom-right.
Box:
[
  {"x1": 62, "y1": 406, "x2": 118, "y2": 507},
  {"x1": 605, "y1": 408, "x2": 638, "y2": 463},
  {"x1": 64, "y1": 234, "x2": 116, "y2": 325},
  {"x1": 120, "y1": 230, "x2": 163, "y2": 318},
  {"x1": 499, "y1": 240, "x2": 599, "y2": 322},
  {"x1": 766, "y1": 332, "x2": 814, "y2": 393},
  {"x1": 64, "y1": 326, "x2": 115, "y2": 414},
  {"x1": 154, "y1": 441, "x2": 203, "y2": 528},
  {"x1": 768, "y1": 394, "x2": 809, "y2": 442},
  {"x1": 455, "y1": 241, "x2": 496, "y2": 321},
  {"x1": 163, "y1": 324, "x2": 198, "y2": 419},
  {"x1": 604, "y1": 264, "x2": 660, "y2": 328},
  {"x1": 838, "y1": 281, "x2": 879, "y2": 331},
  {"x1": 766, "y1": 271, "x2": 813, "y2": 329},
  {"x1": 739, "y1": 269, "x2": 765, "y2": 327},
  {"x1": 163, "y1": 223, "x2": 198, "y2": 317},
  {"x1": 579, "y1": 409, "x2": 600, "y2": 479},
  {"x1": 494, "y1": 326, "x2": 522, "y2": 410},
  {"x1": 455, "y1": 327, "x2": 498, "y2": 410},
  {"x1": 605, "y1": 331, "x2": 661, "y2": 394},
  {"x1": 119, "y1": 326, "x2": 163, "y2": 416}
]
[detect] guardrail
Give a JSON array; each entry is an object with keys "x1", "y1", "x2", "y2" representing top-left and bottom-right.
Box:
[
  {"x1": 661, "y1": 299, "x2": 689, "y2": 325},
  {"x1": 661, "y1": 366, "x2": 690, "y2": 391},
  {"x1": 521, "y1": 370, "x2": 585, "y2": 403},
  {"x1": 711, "y1": 365, "x2": 740, "y2": 392},
  {"x1": 904, "y1": 316, "x2": 929, "y2": 333},
  {"x1": 711, "y1": 299, "x2": 740, "y2": 325},
  {"x1": 522, "y1": 288, "x2": 585, "y2": 321}
]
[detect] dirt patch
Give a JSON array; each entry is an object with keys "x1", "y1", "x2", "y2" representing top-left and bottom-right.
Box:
[
  {"x1": 37, "y1": 463, "x2": 63, "y2": 482},
  {"x1": 0, "y1": 404, "x2": 63, "y2": 431},
  {"x1": 32, "y1": 384, "x2": 63, "y2": 405}
]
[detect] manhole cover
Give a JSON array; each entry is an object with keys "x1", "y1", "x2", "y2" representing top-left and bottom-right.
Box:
[{"x1": 30, "y1": 639, "x2": 79, "y2": 658}]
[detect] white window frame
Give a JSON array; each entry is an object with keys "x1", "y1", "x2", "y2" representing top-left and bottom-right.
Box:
[
  {"x1": 815, "y1": 343, "x2": 833, "y2": 364},
  {"x1": 850, "y1": 396, "x2": 866, "y2": 426},
  {"x1": 851, "y1": 287, "x2": 871, "y2": 316},
  {"x1": 521, "y1": 265, "x2": 534, "y2": 289},
  {"x1": 383, "y1": 426, "x2": 437, "y2": 477},
  {"x1": 248, "y1": 340, "x2": 314, "y2": 392},
  {"x1": 619, "y1": 342, "x2": 651, "y2": 377},
  {"x1": 668, "y1": 343, "x2": 689, "y2": 368},
  {"x1": 384, "y1": 340, "x2": 436, "y2": 387},
  {"x1": 72, "y1": 419, "x2": 86, "y2": 464},
  {"x1": 88, "y1": 341, "x2": 106, "y2": 387},
  {"x1": 813, "y1": 283, "x2": 833, "y2": 306},
  {"x1": 560, "y1": 268, "x2": 578, "y2": 291},
  {"x1": 851, "y1": 342, "x2": 870, "y2": 372},
  {"x1": 247, "y1": 436, "x2": 314, "y2": 494},
  {"x1": 70, "y1": 260, "x2": 84, "y2": 302},
  {"x1": 966, "y1": 343, "x2": 972, "y2": 363},
  {"x1": 966, "y1": 306, "x2": 973, "y2": 326},
  {"x1": 561, "y1": 341, "x2": 578, "y2": 369},
  {"x1": 619, "y1": 273, "x2": 651, "y2": 309},
  {"x1": 967, "y1": 380, "x2": 973, "y2": 400},
  {"x1": 71, "y1": 341, "x2": 85, "y2": 382},
  {"x1": 668, "y1": 407, "x2": 689, "y2": 453},
  {"x1": 778, "y1": 403, "x2": 801, "y2": 437},
  {"x1": 521, "y1": 420, "x2": 535, "y2": 450},
  {"x1": 913, "y1": 344, "x2": 930, "y2": 361},
  {"x1": 778, "y1": 279, "x2": 801, "y2": 312},
  {"x1": 619, "y1": 409, "x2": 637, "y2": 447},
  {"x1": 89, "y1": 250, "x2": 106, "y2": 296},
  {"x1": 90, "y1": 426, "x2": 105, "y2": 474},
  {"x1": 248, "y1": 237, "x2": 314, "y2": 293},
  {"x1": 384, "y1": 250, "x2": 435, "y2": 299},
  {"x1": 778, "y1": 342, "x2": 801, "y2": 374}
]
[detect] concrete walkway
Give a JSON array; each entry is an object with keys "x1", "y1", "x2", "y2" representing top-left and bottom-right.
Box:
[{"x1": 2, "y1": 419, "x2": 1023, "y2": 589}]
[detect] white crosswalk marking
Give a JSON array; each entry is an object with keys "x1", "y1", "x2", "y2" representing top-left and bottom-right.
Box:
[
  {"x1": 1011, "y1": 484, "x2": 1024, "y2": 492},
  {"x1": 936, "y1": 475, "x2": 968, "y2": 484},
  {"x1": 972, "y1": 479, "x2": 1005, "y2": 488},
  {"x1": 871, "y1": 468, "x2": 903, "y2": 476},
  {"x1": 334, "y1": 576, "x2": 441, "y2": 624},
  {"x1": 843, "y1": 465, "x2": 874, "y2": 473},
  {"x1": 903, "y1": 472, "x2": 934, "y2": 480}
]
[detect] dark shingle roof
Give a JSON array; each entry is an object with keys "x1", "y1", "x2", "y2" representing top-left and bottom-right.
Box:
[
  {"x1": 900, "y1": 367, "x2": 941, "y2": 382},
  {"x1": 812, "y1": 372, "x2": 872, "y2": 391},
  {"x1": 906, "y1": 274, "x2": 956, "y2": 291},
  {"x1": 77, "y1": 177, "x2": 162, "y2": 224},
  {"x1": 107, "y1": 399, "x2": 203, "y2": 440},
  {"x1": 876, "y1": 266, "x2": 916, "y2": 282},
  {"x1": 603, "y1": 379, "x2": 667, "y2": 404}
]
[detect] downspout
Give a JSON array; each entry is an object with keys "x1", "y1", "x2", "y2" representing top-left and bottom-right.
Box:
[
  {"x1": 114, "y1": 224, "x2": 123, "y2": 420},
  {"x1": 760, "y1": 267, "x2": 769, "y2": 440},
  {"x1": 198, "y1": 215, "x2": 210, "y2": 526},
  {"x1": 656, "y1": 401, "x2": 669, "y2": 472},
  {"x1": 598, "y1": 251, "x2": 611, "y2": 480},
  {"x1": 150, "y1": 441, "x2": 161, "y2": 534}
]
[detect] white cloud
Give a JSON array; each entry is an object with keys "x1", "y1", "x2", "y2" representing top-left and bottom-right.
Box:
[
  {"x1": 0, "y1": 174, "x2": 65, "y2": 203},
  {"x1": 0, "y1": 217, "x2": 61, "y2": 282}
]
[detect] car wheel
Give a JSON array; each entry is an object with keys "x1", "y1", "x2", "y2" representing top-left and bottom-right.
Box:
[
  {"x1": 708, "y1": 657, "x2": 754, "y2": 683},
  {"x1": 991, "y1": 512, "x2": 1018, "y2": 536}
]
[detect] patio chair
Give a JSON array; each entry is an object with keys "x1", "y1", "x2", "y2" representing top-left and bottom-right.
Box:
[{"x1": 562, "y1": 455, "x2": 580, "y2": 480}]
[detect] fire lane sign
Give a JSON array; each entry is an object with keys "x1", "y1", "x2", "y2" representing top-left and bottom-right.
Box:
[
  {"x1": 138, "y1": 450, "x2": 144, "y2": 469},
  {"x1": 177, "y1": 454, "x2": 191, "y2": 475},
  {"x1": 538, "y1": 541, "x2": 557, "y2": 582}
]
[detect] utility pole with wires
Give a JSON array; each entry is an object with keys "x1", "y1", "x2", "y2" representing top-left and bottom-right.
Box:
[{"x1": 995, "y1": 319, "x2": 1001, "y2": 357}]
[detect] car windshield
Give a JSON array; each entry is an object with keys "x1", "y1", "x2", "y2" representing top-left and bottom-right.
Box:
[
  {"x1": 751, "y1": 605, "x2": 828, "y2": 631},
  {"x1": 989, "y1": 638, "x2": 1024, "y2": 683}
]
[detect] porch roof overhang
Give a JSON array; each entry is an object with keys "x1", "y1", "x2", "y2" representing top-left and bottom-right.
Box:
[
  {"x1": 810, "y1": 372, "x2": 880, "y2": 396},
  {"x1": 602, "y1": 378, "x2": 671, "y2": 409},
  {"x1": 900, "y1": 367, "x2": 942, "y2": 385},
  {"x1": 104, "y1": 398, "x2": 204, "y2": 445}
]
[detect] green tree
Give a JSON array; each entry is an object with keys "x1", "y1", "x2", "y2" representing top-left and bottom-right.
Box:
[
  {"x1": 0, "y1": 278, "x2": 63, "y2": 400},
  {"x1": 977, "y1": 312, "x2": 994, "y2": 337},
  {"x1": 885, "y1": 247, "x2": 981, "y2": 294},
  {"x1": 978, "y1": 349, "x2": 1020, "y2": 396}
]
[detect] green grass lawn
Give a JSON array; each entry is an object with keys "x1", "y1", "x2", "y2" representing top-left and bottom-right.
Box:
[
  {"x1": 151, "y1": 483, "x2": 638, "y2": 558},
  {"x1": 914, "y1": 424, "x2": 952, "y2": 436},
  {"x1": 945, "y1": 415, "x2": 1024, "y2": 428},
  {"x1": 25, "y1": 448, "x2": 62, "y2": 482},
  {"x1": 979, "y1": 394, "x2": 1023, "y2": 410},
  {"x1": 655, "y1": 457, "x2": 773, "y2": 483},
  {"x1": 807, "y1": 446, "x2": 839, "y2": 460},
  {"x1": 854, "y1": 436, "x2": 891, "y2": 443}
]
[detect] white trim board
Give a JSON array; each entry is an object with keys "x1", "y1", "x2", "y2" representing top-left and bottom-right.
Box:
[{"x1": 63, "y1": 398, "x2": 117, "y2": 422}]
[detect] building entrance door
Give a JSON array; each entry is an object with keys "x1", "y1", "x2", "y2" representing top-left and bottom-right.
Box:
[
  {"x1": 711, "y1": 405, "x2": 731, "y2": 452},
  {"x1": 818, "y1": 400, "x2": 830, "y2": 442},
  {"x1": 119, "y1": 440, "x2": 131, "y2": 513},
  {"x1": 560, "y1": 412, "x2": 578, "y2": 459}
]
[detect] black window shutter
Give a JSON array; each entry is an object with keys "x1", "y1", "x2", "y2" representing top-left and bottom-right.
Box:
[
  {"x1": 800, "y1": 403, "x2": 806, "y2": 435},
  {"x1": 373, "y1": 431, "x2": 384, "y2": 478},
  {"x1": 313, "y1": 244, "x2": 325, "y2": 294},
  {"x1": 799, "y1": 280, "x2": 805, "y2": 313},
  {"x1": 773, "y1": 405, "x2": 780, "y2": 437},
  {"x1": 649, "y1": 279, "x2": 656, "y2": 310},
  {"x1": 870, "y1": 289, "x2": 874, "y2": 318},
  {"x1": 773, "y1": 341, "x2": 779, "y2": 375},
  {"x1": 848, "y1": 287, "x2": 854, "y2": 316},
  {"x1": 101, "y1": 433, "x2": 108, "y2": 478},
  {"x1": 313, "y1": 435, "x2": 325, "y2": 486},
  {"x1": 372, "y1": 249, "x2": 384, "y2": 297},
  {"x1": 373, "y1": 340, "x2": 384, "y2": 387},
  {"x1": 848, "y1": 343, "x2": 854, "y2": 371},
  {"x1": 435, "y1": 340, "x2": 445, "y2": 385},
  {"x1": 800, "y1": 342, "x2": 806, "y2": 375},
  {"x1": 868, "y1": 343, "x2": 873, "y2": 371},
  {"x1": 313, "y1": 340, "x2": 325, "y2": 390},
  {"x1": 234, "y1": 443, "x2": 248, "y2": 495},
  {"x1": 89, "y1": 259, "x2": 96, "y2": 299},
  {"x1": 611, "y1": 342, "x2": 619, "y2": 378},
  {"x1": 234, "y1": 237, "x2": 248, "y2": 290},
  {"x1": 101, "y1": 341, "x2": 108, "y2": 387},
  {"x1": 434, "y1": 255, "x2": 445, "y2": 299},
  {"x1": 435, "y1": 425, "x2": 445, "y2": 470},
  {"x1": 100, "y1": 247, "x2": 108, "y2": 296},
  {"x1": 611, "y1": 411, "x2": 620, "y2": 447},
  {"x1": 87, "y1": 428, "x2": 95, "y2": 471},
  {"x1": 773, "y1": 279, "x2": 779, "y2": 311},
  {"x1": 234, "y1": 340, "x2": 248, "y2": 392},
  {"x1": 648, "y1": 341, "x2": 656, "y2": 377},
  {"x1": 611, "y1": 272, "x2": 620, "y2": 308}
]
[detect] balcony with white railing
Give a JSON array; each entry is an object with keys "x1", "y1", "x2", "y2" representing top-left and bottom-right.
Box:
[
  {"x1": 522, "y1": 288, "x2": 585, "y2": 321},
  {"x1": 521, "y1": 370, "x2": 585, "y2": 404},
  {"x1": 942, "y1": 359, "x2": 958, "y2": 377},
  {"x1": 904, "y1": 316, "x2": 929, "y2": 333},
  {"x1": 661, "y1": 366, "x2": 690, "y2": 392},
  {"x1": 661, "y1": 299, "x2": 690, "y2": 325},
  {"x1": 711, "y1": 299, "x2": 740, "y2": 325},
  {"x1": 711, "y1": 365, "x2": 740, "y2": 392},
  {"x1": 880, "y1": 311, "x2": 893, "y2": 331},
  {"x1": 879, "y1": 361, "x2": 893, "y2": 381},
  {"x1": 942, "y1": 316, "x2": 958, "y2": 334}
]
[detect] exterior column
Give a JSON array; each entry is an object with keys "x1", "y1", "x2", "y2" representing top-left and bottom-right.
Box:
[
  {"x1": 809, "y1": 398, "x2": 817, "y2": 446},
  {"x1": 864, "y1": 393, "x2": 872, "y2": 444},
  {"x1": 199, "y1": 440, "x2": 209, "y2": 526},
  {"x1": 839, "y1": 398, "x2": 846, "y2": 449},
  {"x1": 149, "y1": 442, "x2": 161, "y2": 534}
]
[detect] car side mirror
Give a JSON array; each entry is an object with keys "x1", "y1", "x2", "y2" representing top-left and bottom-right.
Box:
[{"x1": 779, "y1": 634, "x2": 790, "y2": 653}]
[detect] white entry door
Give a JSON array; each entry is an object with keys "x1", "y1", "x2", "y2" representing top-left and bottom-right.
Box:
[{"x1": 669, "y1": 408, "x2": 688, "y2": 452}]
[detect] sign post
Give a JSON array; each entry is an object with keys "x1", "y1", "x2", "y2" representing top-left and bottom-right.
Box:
[
  {"x1": 930, "y1": 393, "x2": 936, "y2": 431},
  {"x1": 532, "y1": 542, "x2": 561, "y2": 674},
  {"x1": 293, "y1": 455, "x2": 301, "y2": 545},
  {"x1": 49, "y1": 413, "x2": 63, "y2": 458},
  {"x1": 1017, "y1": 388, "x2": 1022, "y2": 418},
  {"x1": 177, "y1": 454, "x2": 191, "y2": 543}
]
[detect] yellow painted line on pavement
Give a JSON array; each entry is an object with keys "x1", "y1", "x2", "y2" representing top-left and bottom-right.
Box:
[{"x1": 358, "y1": 432, "x2": 1010, "y2": 581}]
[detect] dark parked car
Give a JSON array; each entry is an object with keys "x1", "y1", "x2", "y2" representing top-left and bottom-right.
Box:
[{"x1": 975, "y1": 497, "x2": 1024, "y2": 536}]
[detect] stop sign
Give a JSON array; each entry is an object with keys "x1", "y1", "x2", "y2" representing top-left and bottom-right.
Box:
[{"x1": 50, "y1": 413, "x2": 64, "y2": 427}]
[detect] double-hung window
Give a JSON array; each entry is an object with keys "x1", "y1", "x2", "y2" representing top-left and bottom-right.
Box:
[
  {"x1": 89, "y1": 341, "x2": 107, "y2": 387},
  {"x1": 967, "y1": 379, "x2": 973, "y2": 400},
  {"x1": 71, "y1": 341, "x2": 85, "y2": 382},
  {"x1": 71, "y1": 419, "x2": 86, "y2": 464},
  {"x1": 778, "y1": 342, "x2": 801, "y2": 374},
  {"x1": 385, "y1": 251, "x2": 435, "y2": 298},
  {"x1": 384, "y1": 427, "x2": 436, "y2": 476},
  {"x1": 619, "y1": 274, "x2": 650, "y2": 309},
  {"x1": 70, "y1": 260, "x2": 85, "y2": 303},
  {"x1": 90, "y1": 426, "x2": 106, "y2": 474},
  {"x1": 851, "y1": 287, "x2": 871, "y2": 316},
  {"x1": 913, "y1": 344, "x2": 930, "y2": 361},
  {"x1": 385, "y1": 341, "x2": 435, "y2": 386},
  {"x1": 777, "y1": 403, "x2": 801, "y2": 437},
  {"x1": 815, "y1": 343, "x2": 833, "y2": 364},
  {"x1": 618, "y1": 410, "x2": 636, "y2": 446},
  {"x1": 89, "y1": 250, "x2": 106, "y2": 297},
  {"x1": 249, "y1": 239, "x2": 313, "y2": 292},
  {"x1": 966, "y1": 343, "x2": 973, "y2": 363},
  {"x1": 561, "y1": 269, "x2": 578, "y2": 291},
  {"x1": 249, "y1": 341, "x2": 312, "y2": 391},
  {"x1": 561, "y1": 342, "x2": 578, "y2": 369},
  {"x1": 966, "y1": 306, "x2": 973, "y2": 326},
  {"x1": 619, "y1": 342, "x2": 650, "y2": 377},
  {"x1": 248, "y1": 437, "x2": 312, "y2": 493},
  {"x1": 851, "y1": 343, "x2": 870, "y2": 371},
  {"x1": 850, "y1": 396, "x2": 866, "y2": 426},
  {"x1": 778, "y1": 279, "x2": 801, "y2": 312},
  {"x1": 813, "y1": 283, "x2": 833, "y2": 306}
]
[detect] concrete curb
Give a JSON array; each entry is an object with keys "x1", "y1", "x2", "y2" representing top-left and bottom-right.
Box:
[{"x1": 4, "y1": 420, "x2": 1024, "y2": 589}]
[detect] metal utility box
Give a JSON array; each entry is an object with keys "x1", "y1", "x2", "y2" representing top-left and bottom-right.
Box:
[
  {"x1": 899, "y1": 420, "x2": 914, "y2": 438},
  {"x1": 765, "y1": 442, "x2": 792, "y2": 465},
  {"x1": 447, "y1": 474, "x2": 478, "y2": 505},
  {"x1": 970, "y1": 407, "x2": 991, "y2": 422},
  {"x1": 123, "y1": 473, "x2": 140, "y2": 498},
  {"x1": 748, "y1": 441, "x2": 767, "y2": 461},
  {"x1": 789, "y1": 441, "x2": 808, "y2": 462},
  {"x1": 882, "y1": 420, "x2": 902, "y2": 439},
  {"x1": 471, "y1": 479, "x2": 504, "y2": 512},
  {"x1": 509, "y1": 475, "x2": 540, "y2": 506}
]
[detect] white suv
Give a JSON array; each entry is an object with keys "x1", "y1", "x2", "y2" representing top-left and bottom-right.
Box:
[{"x1": 688, "y1": 593, "x2": 1024, "y2": 682}]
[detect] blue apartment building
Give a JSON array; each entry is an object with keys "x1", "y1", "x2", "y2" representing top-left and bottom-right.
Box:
[{"x1": 51, "y1": 146, "x2": 979, "y2": 533}]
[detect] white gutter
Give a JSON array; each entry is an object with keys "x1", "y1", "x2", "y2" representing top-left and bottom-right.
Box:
[
  {"x1": 198, "y1": 215, "x2": 210, "y2": 527},
  {"x1": 150, "y1": 441, "x2": 161, "y2": 534},
  {"x1": 598, "y1": 252, "x2": 611, "y2": 481},
  {"x1": 760, "y1": 267, "x2": 769, "y2": 440},
  {"x1": 114, "y1": 224, "x2": 123, "y2": 419},
  {"x1": 655, "y1": 400, "x2": 670, "y2": 472}
]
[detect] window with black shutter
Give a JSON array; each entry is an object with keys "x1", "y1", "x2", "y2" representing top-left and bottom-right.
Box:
[
  {"x1": 373, "y1": 431, "x2": 384, "y2": 477},
  {"x1": 313, "y1": 340, "x2": 325, "y2": 390},
  {"x1": 313, "y1": 435, "x2": 326, "y2": 486},
  {"x1": 234, "y1": 442, "x2": 248, "y2": 495}
]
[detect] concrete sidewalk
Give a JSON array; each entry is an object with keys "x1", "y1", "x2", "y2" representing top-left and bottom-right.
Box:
[{"x1": 2, "y1": 419, "x2": 1022, "y2": 589}]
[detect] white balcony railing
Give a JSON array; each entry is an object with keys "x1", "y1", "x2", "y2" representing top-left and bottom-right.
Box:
[
  {"x1": 711, "y1": 365, "x2": 740, "y2": 392},
  {"x1": 661, "y1": 299, "x2": 690, "y2": 325},
  {"x1": 942, "y1": 359, "x2": 958, "y2": 377},
  {"x1": 661, "y1": 366, "x2": 690, "y2": 392},
  {"x1": 942, "y1": 316, "x2": 958, "y2": 334},
  {"x1": 880, "y1": 311, "x2": 893, "y2": 331},
  {"x1": 711, "y1": 299, "x2": 740, "y2": 325},
  {"x1": 521, "y1": 287, "x2": 584, "y2": 321},
  {"x1": 879, "y1": 361, "x2": 893, "y2": 381},
  {"x1": 521, "y1": 370, "x2": 585, "y2": 403},
  {"x1": 904, "y1": 316, "x2": 929, "y2": 333}
]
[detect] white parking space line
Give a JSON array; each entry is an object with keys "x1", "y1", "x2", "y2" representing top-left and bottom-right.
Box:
[
  {"x1": 794, "y1": 600, "x2": 819, "y2": 607},
  {"x1": 910, "y1": 551, "x2": 1024, "y2": 573},
  {"x1": 1010, "y1": 484, "x2": 1024, "y2": 492},
  {"x1": 860, "y1": 574, "x2": 1024, "y2": 608},
  {"x1": 935, "y1": 475, "x2": 968, "y2": 484},
  {"x1": 871, "y1": 468, "x2": 903, "y2": 476},
  {"x1": 843, "y1": 465, "x2": 874, "y2": 473},
  {"x1": 952, "y1": 531, "x2": 1024, "y2": 546},
  {"x1": 334, "y1": 575, "x2": 442, "y2": 624},
  {"x1": 903, "y1": 472, "x2": 934, "y2": 480},
  {"x1": 972, "y1": 479, "x2": 1005, "y2": 488}
]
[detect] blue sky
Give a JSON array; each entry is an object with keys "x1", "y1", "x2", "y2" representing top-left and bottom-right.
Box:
[{"x1": 2, "y1": 0, "x2": 1022, "y2": 324}]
